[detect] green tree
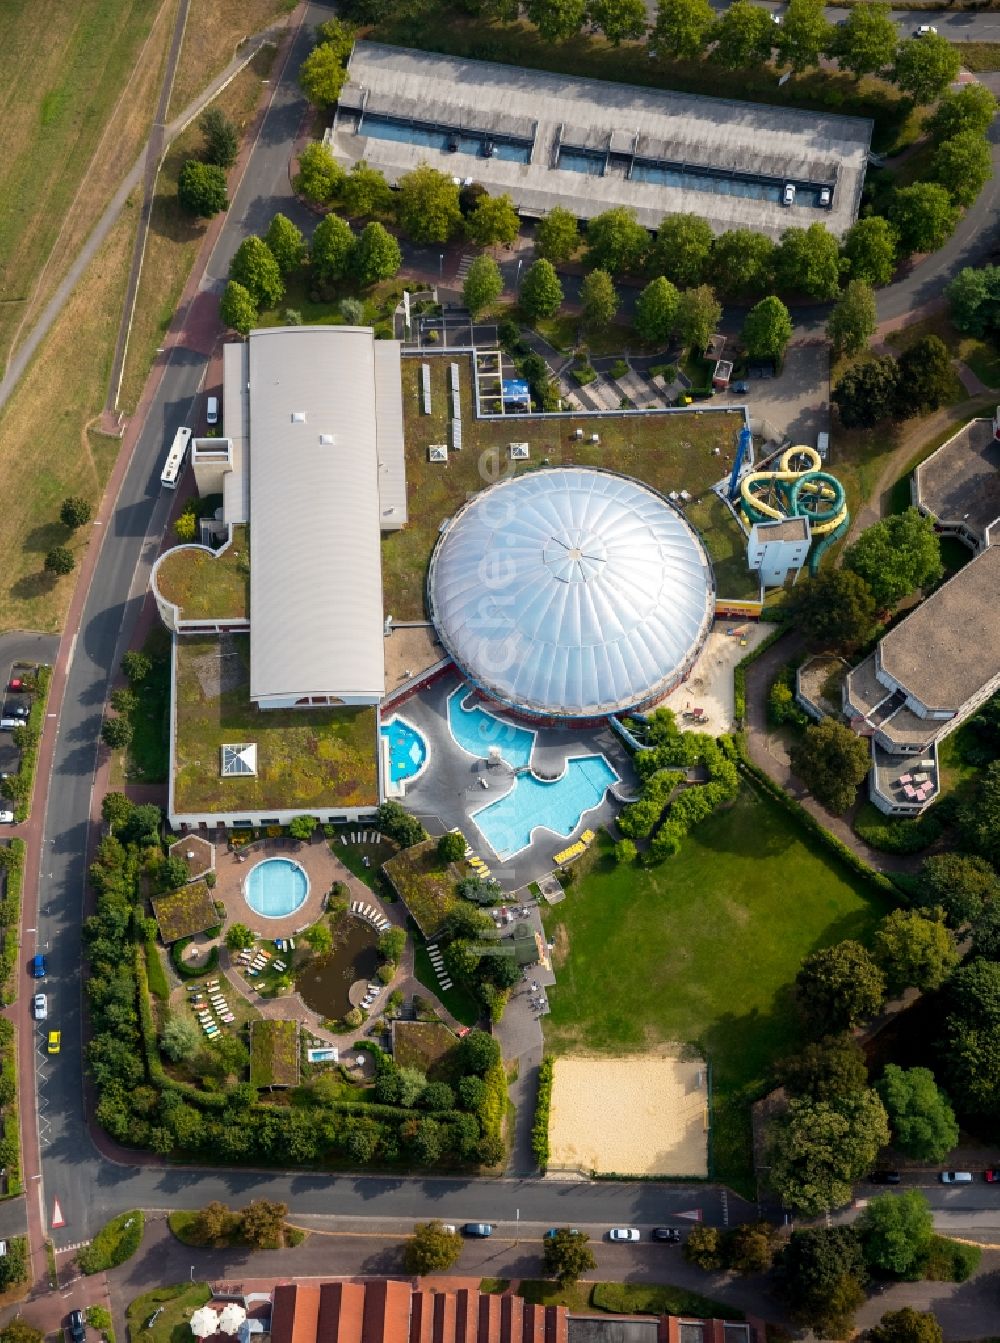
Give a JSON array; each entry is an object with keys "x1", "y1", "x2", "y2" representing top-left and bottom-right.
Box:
[
  {"x1": 711, "y1": 228, "x2": 775, "y2": 296},
  {"x1": 777, "y1": 1034, "x2": 868, "y2": 1102},
  {"x1": 940, "y1": 957, "x2": 1000, "y2": 1115},
  {"x1": 60, "y1": 496, "x2": 92, "y2": 529},
  {"x1": 867, "y1": 1308, "x2": 944, "y2": 1343},
  {"x1": 101, "y1": 716, "x2": 133, "y2": 749},
  {"x1": 299, "y1": 42, "x2": 348, "y2": 107},
  {"x1": 896, "y1": 334, "x2": 954, "y2": 415},
  {"x1": 265, "y1": 213, "x2": 307, "y2": 275},
  {"x1": 174, "y1": 511, "x2": 197, "y2": 542},
  {"x1": 465, "y1": 193, "x2": 520, "y2": 247},
  {"x1": 463, "y1": 255, "x2": 504, "y2": 317},
  {"x1": 310, "y1": 213, "x2": 356, "y2": 282},
  {"x1": 767, "y1": 1090, "x2": 890, "y2": 1215},
  {"x1": 889, "y1": 182, "x2": 958, "y2": 256},
  {"x1": 220, "y1": 280, "x2": 258, "y2": 335},
  {"x1": 614, "y1": 838, "x2": 637, "y2": 864},
  {"x1": 893, "y1": 34, "x2": 961, "y2": 105},
  {"x1": 827, "y1": 279, "x2": 877, "y2": 355},
  {"x1": 314, "y1": 17, "x2": 356, "y2": 62},
  {"x1": 844, "y1": 508, "x2": 943, "y2": 609},
  {"x1": 199, "y1": 107, "x2": 239, "y2": 169},
  {"x1": 585, "y1": 207, "x2": 649, "y2": 274},
  {"x1": 339, "y1": 297, "x2": 365, "y2": 325},
  {"x1": 456, "y1": 1028, "x2": 501, "y2": 1075},
  {"x1": 973, "y1": 903, "x2": 1000, "y2": 960},
  {"x1": 189, "y1": 1201, "x2": 233, "y2": 1247},
  {"x1": 933, "y1": 130, "x2": 993, "y2": 208},
  {"x1": 342, "y1": 160, "x2": 394, "y2": 217},
  {"x1": 842, "y1": 216, "x2": 898, "y2": 287},
  {"x1": 857, "y1": 1190, "x2": 934, "y2": 1279},
  {"x1": 230, "y1": 236, "x2": 284, "y2": 307},
  {"x1": 45, "y1": 546, "x2": 74, "y2": 576},
  {"x1": 178, "y1": 160, "x2": 229, "y2": 217},
  {"x1": 519, "y1": 258, "x2": 563, "y2": 319},
  {"x1": 675, "y1": 283, "x2": 721, "y2": 352},
  {"x1": 634, "y1": 276, "x2": 679, "y2": 343},
  {"x1": 724, "y1": 1221, "x2": 778, "y2": 1274},
  {"x1": 121, "y1": 650, "x2": 151, "y2": 683},
  {"x1": 710, "y1": 0, "x2": 775, "y2": 68},
  {"x1": 225, "y1": 923, "x2": 255, "y2": 951},
  {"x1": 294, "y1": 142, "x2": 345, "y2": 204},
  {"x1": 791, "y1": 719, "x2": 874, "y2": 815},
  {"x1": 650, "y1": 0, "x2": 715, "y2": 61},
  {"x1": 875, "y1": 909, "x2": 959, "y2": 996},
  {"x1": 775, "y1": 222, "x2": 842, "y2": 299},
  {"x1": 352, "y1": 221, "x2": 402, "y2": 285},
  {"x1": 438, "y1": 831, "x2": 466, "y2": 863},
  {"x1": 239, "y1": 1199, "x2": 288, "y2": 1249},
  {"x1": 160, "y1": 1014, "x2": 201, "y2": 1063},
  {"x1": 379, "y1": 925, "x2": 406, "y2": 965},
  {"x1": 101, "y1": 792, "x2": 133, "y2": 831},
  {"x1": 305, "y1": 922, "x2": 333, "y2": 954},
  {"x1": 683, "y1": 1224, "x2": 724, "y2": 1269},
  {"x1": 788, "y1": 567, "x2": 877, "y2": 650},
  {"x1": 649, "y1": 213, "x2": 714, "y2": 287},
  {"x1": 580, "y1": 269, "x2": 619, "y2": 329},
  {"x1": 396, "y1": 165, "x2": 462, "y2": 244},
  {"x1": 877, "y1": 1064, "x2": 959, "y2": 1162},
  {"x1": 404, "y1": 1219, "x2": 462, "y2": 1273},
  {"x1": 588, "y1": 0, "x2": 647, "y2": 44},
  {"x1": 288, "y1": 814, "x2": 318, "y2": 841},
  {"x1": 741, "y1": 295, "x2": 793, "y2": 361},
  {"x1": 524, "y1": 0, "x2": 587, "y2": 42},
  {"x1": 833, "y1": 355, "x2": 899, "y2": 429},
  {"x1": 928, "y1": 84, "x2": 998, "y2": 143},
  {"x1": 777, "y1": 0, "x2": 833, "y2": 71},
  {"x1": 535, "y1": 206, "x2": 580, "y2": 264},
  {"x1": 829, "y1": 1, "x2": 898, "y2": 77},
  {"x1": 543, "y1": 1228, "x2": 597, "y2": 1285},
  {"x1": 947, "y1": 264, "x2": 1000, "y2": 337},
  {"x1": 795, "y1": 939, "x2": 885, "y2": 1031},
  {"x1": 959, "y1": 760, "x2": 1000, "y2": 866},
  {"x1": 0, "y1": 1321, "x2": 42, "y2": 1343},
  {"x1": 919, "y1": 852, "x2": 1000, "y2": 928}
]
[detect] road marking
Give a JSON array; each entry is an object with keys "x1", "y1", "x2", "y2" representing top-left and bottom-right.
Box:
[
  {"x1": 52, "y1": 1196, "x2": 66, "y2": 1228},
  {"x1": 720, "y1": 1190, "x2": 729, "y2": 1226}
]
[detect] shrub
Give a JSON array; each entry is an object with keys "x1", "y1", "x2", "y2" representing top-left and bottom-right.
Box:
[
  {"x1": 922, "y1": 1234, "x2": 981, "y2": 1282},
  {"x1": 532, "y1": 1056, "x2": 553, "y2": 1167},
  {"x1": 170, "y1": 938, "x2": 219, "y2": 980},
  {"x1": 78, "y1": 1211, "x2": 145, "y2": 1274}
]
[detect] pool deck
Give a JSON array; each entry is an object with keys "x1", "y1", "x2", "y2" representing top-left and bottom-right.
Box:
[{"x1": 392, "y1": 667, "x2": 637, "y2": 891}]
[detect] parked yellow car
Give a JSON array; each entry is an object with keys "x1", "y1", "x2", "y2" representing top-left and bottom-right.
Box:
[{"x1": 47, "y1": 1030, "x2": 60, "y2": 1055}]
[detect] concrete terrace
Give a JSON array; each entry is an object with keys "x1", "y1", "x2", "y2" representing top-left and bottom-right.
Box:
[
  {"x1": 391, "y1": 667, "x2": 637, "y2": 891},
  {"x1": 331, "y1": 41, "x2": 872, "y2": 238},
  {"x1": 914, "y1": 417, "x2": 1000, "y2": 549}
]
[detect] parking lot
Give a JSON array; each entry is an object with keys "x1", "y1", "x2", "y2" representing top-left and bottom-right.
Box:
[{"x1": 0, "y1": 660, "x2": 38, "y2": 818}]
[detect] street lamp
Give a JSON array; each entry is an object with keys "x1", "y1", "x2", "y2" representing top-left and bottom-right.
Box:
[
  {"x1": 515, "y1": 1208, "x2": 520, "y2": 1245},
  {"x1": 515, "y1": 258, "x2": 523, "y2": 289},
  {"x1": 190, "y1": 1265, "x2": 195, "y2": 1282},
  {"x1": 438, "y1": 253, "x2": 445, "y2": 280}
]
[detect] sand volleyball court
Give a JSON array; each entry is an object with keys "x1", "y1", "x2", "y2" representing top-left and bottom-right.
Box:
[{"x1": 547, "y1": 1053, "x2": 709, "y2": 1177}]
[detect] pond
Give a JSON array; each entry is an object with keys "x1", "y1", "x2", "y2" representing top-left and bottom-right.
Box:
[{"x1": 296, "y1": 918, "x2": 380, "y2": 1019}]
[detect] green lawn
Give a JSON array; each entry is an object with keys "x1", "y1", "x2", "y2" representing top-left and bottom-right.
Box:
[
  {"x1": 154, "y1": 525, "x2": 249, "y2": 621},
  {"x1": 542, "y1": 788, "x2": 893, "y2": 1192},
  {"x1": 883, "y1": 316, "x2": 999, "y2": 396},
  {"x1": 412, "y1": 940, "x2": 480, "y2": 1026},
  {"x1": 685, "y1": 491, "x2": 758, "y2": 601},
  {"x1": 127, "y1": 1282, "x2": 212, "y2": 1343},
  {"x1": 123, "y1": 627, "x2": 172, "y2": 784},
  {"x1": 384, "y1": 354, "x2": 743, "y2": 619}
]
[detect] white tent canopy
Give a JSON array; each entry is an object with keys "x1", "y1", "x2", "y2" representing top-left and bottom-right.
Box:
[
  {"x1": 190, "y1": 1307, "x2": 220, "y2": 1338},
  {"x1": 218, "y1": 1305, "x2": 247, "y2": 1336}
]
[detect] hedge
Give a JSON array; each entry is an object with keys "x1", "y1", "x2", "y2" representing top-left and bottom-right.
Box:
[
  {"x1": 532, "y1": 1056, "x2": 553, "y2": 1168},
  {"x1": 854, "y1": 810, "x2": 943, "y2": 854},
  {"x1": 11, "y1": 665, "x2": 51, "y2": 823},
  {"x1": 78, "y1": 1210, "x2": 145, "y2": 1274},
  {"x1": 734, "y1": 747, "x2": 903, "y2": 900},
  {"x1": 170, "y1": 936, "x2": 219, "y2": 980},
  {"x1": 0, "y1": 840, "x2": 24, "y2": 1005}
]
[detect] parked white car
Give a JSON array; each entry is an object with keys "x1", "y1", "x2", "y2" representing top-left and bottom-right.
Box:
[
  {"x1": 609, "y1": 1227, "x2": 640, "y2": 1242},
  {"x1": 32, "y1": 992, "x2": 47, "y2": 1020}
]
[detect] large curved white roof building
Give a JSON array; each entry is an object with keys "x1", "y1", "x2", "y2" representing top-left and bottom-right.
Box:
[{"x1": 428, "y1": 467, "x2": 715, "y2": 719}]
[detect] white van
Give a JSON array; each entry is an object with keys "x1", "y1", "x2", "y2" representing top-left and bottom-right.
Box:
[{"x1": 206, "y1": 395, "x2": 219, "y2": 427}]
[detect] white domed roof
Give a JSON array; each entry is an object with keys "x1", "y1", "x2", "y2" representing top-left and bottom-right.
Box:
[{"x1": 427, "y1": 467, "x2": 714, "y2": 717}]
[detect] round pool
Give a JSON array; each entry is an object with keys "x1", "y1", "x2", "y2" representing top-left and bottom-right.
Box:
[{"x1": 244, "y1": 857, "x2": 309, "y2": 919}]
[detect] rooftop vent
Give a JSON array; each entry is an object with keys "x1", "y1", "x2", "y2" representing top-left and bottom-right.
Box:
[
  {"x1": 319, "y1": 433, "x2": 334, "y2": 445},
  {"x1": 508, "y1": 442, "x2": 530, "y2": 461},
  {"x1": 291, "y1": 411, "x2": 306, "y2": 423},
  {"x1": 428, "y1": 444, "x2": 448, "y2": 463}
]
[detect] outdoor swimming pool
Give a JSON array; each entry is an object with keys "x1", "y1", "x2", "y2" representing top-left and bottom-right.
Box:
[
  {"x1": 473, "y1": 755, "x2": 619, "y2": 860},
  {"x1": 381, "y1": 716, "x2": 429, "y2": 783},
  {"x1": 448, "y1": 684, "x2": 535, "y2": 769},
  {"x1": 244, "y1": 858, "x2": 309, "y2": 919}
]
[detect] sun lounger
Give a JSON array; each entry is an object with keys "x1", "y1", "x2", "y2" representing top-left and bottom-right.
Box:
[
  {"x1": 440, "y1": 980, "x2": 453, "y2": 990},
  {"x1": 274, "y1": 960, "x2": 286, "y2": 971},
  {"x1": 221, "y1": 1013, "x2": 235, "y2": 1024}
]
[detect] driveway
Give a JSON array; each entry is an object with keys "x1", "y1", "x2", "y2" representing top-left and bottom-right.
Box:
[{"x1": 726, "y1": 343, "x2": 831, "y2": 447}]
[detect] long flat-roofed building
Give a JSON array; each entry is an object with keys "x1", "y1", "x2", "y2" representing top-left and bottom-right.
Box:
[{"x1": 329, "y1": 42, "x2": 872, "y2": 239}]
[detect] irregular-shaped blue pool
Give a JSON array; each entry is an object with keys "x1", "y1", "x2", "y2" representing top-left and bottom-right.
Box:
[
  {"x1": 381, "y1": 716, "x2": 429, "y2": 783},
  {"x1": 473, "y1": 755, "x2": 619, "y2": 860},
  {"x1": 448, "y1": 684, "x2": 534, "y2": 769}
]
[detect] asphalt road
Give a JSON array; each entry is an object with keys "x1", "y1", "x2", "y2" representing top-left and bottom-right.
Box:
[{"x1": 20, "y1": 0, "x2": 1000, "y2": 1258}]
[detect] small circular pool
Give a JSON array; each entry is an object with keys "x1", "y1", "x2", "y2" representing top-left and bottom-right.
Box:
[{"x1": 244, "y1": 857, "x2": 309, "y2": 919}]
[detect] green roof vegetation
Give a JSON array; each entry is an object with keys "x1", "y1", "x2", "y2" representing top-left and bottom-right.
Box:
[
  {"x1": 250, "y1": 1018, "x2": 300, "y2": 1088},
  {"x1": 541, "y1": 790, "x2": 892, "y2": 1195},
  {"x1": 383, "y1": 356, "x2": 742, "y2": 620},
  {"x1": 685, "y1": 491, "x2": 760, "y2": 602},
  {"x1": 156, "y1": 525, "x2": 249, "y2": 622},
  {"x1": 150, "y1": 880, "x2": 218, "y2": 943},
  {"x1": 383, "y1": 839, "x2": 459, "y2": 936},
  {"x1": 392, "y1": 1020, "x2": 458, "y2": 1074},
  {"x1": 172, "y1": 634, "x2": 378, "y2": 815}
]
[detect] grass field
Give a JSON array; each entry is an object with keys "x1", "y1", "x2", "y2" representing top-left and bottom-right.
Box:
[
  {"x1": 155, "y1": 526, "x2": 249, "y2": 620},
  {"x1": 167, "y1": 0, "x2": 297, "y2": 119},
  {"x1": 685, "y1": 492, "x2": 758, "y2": 601},
  {"x1": 126, "y1": 1281, "x2": 211, "y2": 1343},
  {"x1": 541, "y1": 788, "x2": 892, "y2": 1192},
  {"x1": 383, "y1": 355, "x2": 742, "y2": 619},
  {"x1": 0, "y1": 0, "x2": 174, "y2": 368}
]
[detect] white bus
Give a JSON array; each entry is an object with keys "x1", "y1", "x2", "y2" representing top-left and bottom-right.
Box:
[{"x1": 160, "y1": 426, "x2": 192, "y2": 489}]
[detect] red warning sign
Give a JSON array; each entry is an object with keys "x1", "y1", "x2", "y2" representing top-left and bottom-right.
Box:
[{"x1": 51, "y1": 1197, "x2": 65, "y2": 1229}]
